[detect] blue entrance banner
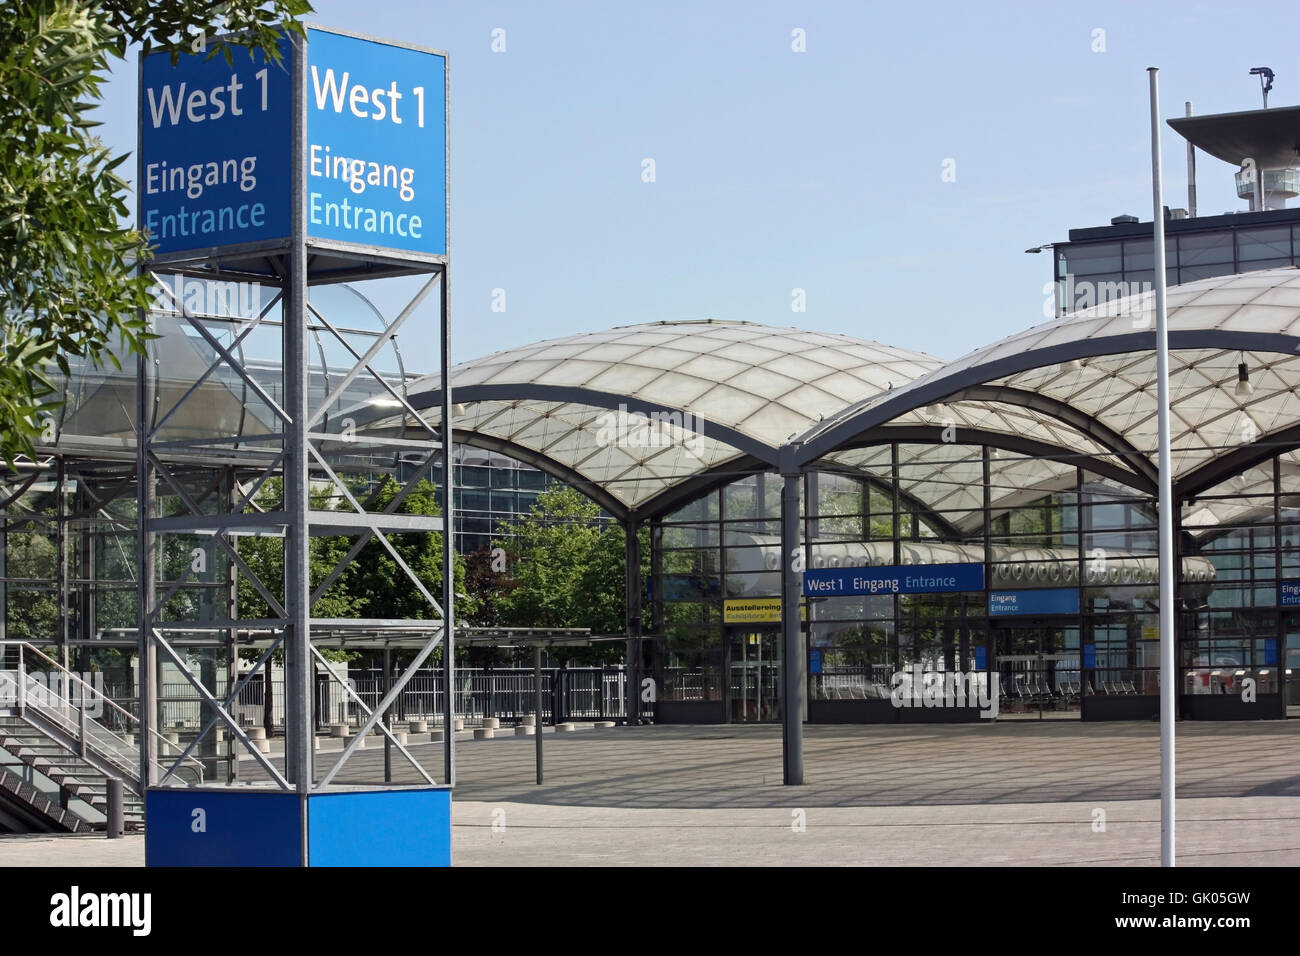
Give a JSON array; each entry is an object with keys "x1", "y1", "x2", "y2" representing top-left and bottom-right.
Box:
[
  {"x1": 989, "y1": 588, "x2": 1080, "y2": 616},
  {"x1": 306, "y1": 27, "x2": 447, "y2": 257},
  {"x1": 1083, "y1": 643, "x2": 1096, "y2": 668},
  {"x1": 139, "y1": 26, "x2": 448, "y2": 261},
  {"x1": 140, "y1": 41, "x2": 293, "y2": 256},
  {"x1": 802, "y1": 563, "x2": 984, "y2": 597},
  {"x1": 1280, "y1": 581, "x2": 1300, "y2": 606}
]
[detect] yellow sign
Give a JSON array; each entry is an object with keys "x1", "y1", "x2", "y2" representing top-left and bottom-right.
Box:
[
  {"x1": 724, "y1": 598, "x2": 807, "y2": 624},
  {"x1": 1142, "y1": 625, "x2": 1159, "y2": 640}
]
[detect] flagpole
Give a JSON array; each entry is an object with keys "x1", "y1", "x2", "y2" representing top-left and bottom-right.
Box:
[{"x1": 1148, "y1": 66, "x2": 1176, "y2": 868}]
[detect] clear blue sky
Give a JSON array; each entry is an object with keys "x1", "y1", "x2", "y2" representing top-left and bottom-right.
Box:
[{"x1": 98, "y1": 0, "x2": 1300, "y2": 372}]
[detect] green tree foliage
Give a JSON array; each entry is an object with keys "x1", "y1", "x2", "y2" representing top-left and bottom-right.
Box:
[
  {"x1": 486, "y1": 486, "x2": 646, "y2": 664},
  {"x1": 5, "y1": 524, "x2": 58, "y2": 644},
  {"x1": 234, "y1": 475, "x2": 470, "y2": 625},
  {"x1": 461, "y1": 544, "x2": 518, "y2": 628},
  {"x1": 491, "y1": 486, "x2": 620, "y2": 632},
  {"x1": 0, "y1": 0, "x2": 310, "y2": 463}
]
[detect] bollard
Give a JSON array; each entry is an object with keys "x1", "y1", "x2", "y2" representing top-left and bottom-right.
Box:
[{"x1": 106, "y1": 778, "x2": 124, "y2": 839}]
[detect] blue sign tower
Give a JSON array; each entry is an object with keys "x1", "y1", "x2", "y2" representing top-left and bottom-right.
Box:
[{"x1": 137, "y1": 26, "x2": 454, "y2": 867}]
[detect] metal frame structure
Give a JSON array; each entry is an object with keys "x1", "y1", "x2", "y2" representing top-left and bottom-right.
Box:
[
  {"x1": 133, "y1": 29, "x2": 456, "y2": 852},
  {"x1": 6, "y1": 241, "x2": 1299, "y2": 805},
  {"x1": 378, "y1": 267, "x2": 1300, "y2": 785},
  {"x1": 136, "y1": 261, "x2": 452, "y2": 795}
]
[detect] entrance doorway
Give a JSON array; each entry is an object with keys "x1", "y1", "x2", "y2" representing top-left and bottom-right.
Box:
[
  {"x1": 994, "y1": 623, "x2": 1081, "y2": 719},
  {"x1": 725, "y1": 628, "x2": 779, "y2": 722}
]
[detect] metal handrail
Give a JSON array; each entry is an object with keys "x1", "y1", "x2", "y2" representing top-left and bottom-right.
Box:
[
  {"x1": 20, "y1": 673, "x2": 139, "y2": 781},
  {"x1": 1, "y1": 641, "x2": 204, "y2": 786},
  {"x1": 3, "y1": 641, "x2": 138, "y2": 727}
]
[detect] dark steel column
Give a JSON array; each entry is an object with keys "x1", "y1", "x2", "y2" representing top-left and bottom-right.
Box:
[
  {"x1": 383, "y1": 646, "x2": 392, "y2": 783},
  {"x1": 439, "y1": 266, "x2": 456, "y2": 786},
  {"x1": 56, "y1": 457, "x2": 68, "y2": 670},
  {"x1": 284, "y1": 33, "x2": 312, "y2": 799},
  {"x1": 780, "y1": 461, "x2": 804, "y2": 785},
  {"x1": 136, "y1": 325, "x2": 157, "y2": 789},
  {"x1": 1276, "y1": 454, "x2": 1286, "y2": 711},
  {"x1": 534, "y1": 644, "x2": 543, "y2": 784},
  {"x1": 624, "y1": 517, "x2": 641, "y2": 724},
  {"x1": 226, "y1": 468, "x2": 239, "y2": 784}
]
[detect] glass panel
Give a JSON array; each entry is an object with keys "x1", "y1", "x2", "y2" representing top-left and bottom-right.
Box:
[
  {"x1": 1122, "y1": 237, "x2": 1177, "y2": 272},
  {"x1": 727, "y1": 629, "x2": 780, "y2": 721},
  {"x1": 1062, "y1": 242, "x2": 1122, "y2": 276},
  {"x1": 1177, "y1": 232, "x2": 1234, "y2": 266},
  {"x1": 517, "y1": 468, "x2": 548, "y2": 491},
  {"x1": 1237, "y1": 226, "x2": 1291, "y2": 262}
]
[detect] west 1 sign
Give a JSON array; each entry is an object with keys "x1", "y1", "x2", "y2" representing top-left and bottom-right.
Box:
[
  {"x1": 305, "y1": 28, "x2": 446, "y2": 257},
  {"x1": 803, "y1": 563, "x2": 984, "y2": 597},
  {"x1": 139, "y1": 25, "x2": 447, "y2": 261},
  {"x1": 140, "y1": 39, "x2": 292, "y2": 254}
]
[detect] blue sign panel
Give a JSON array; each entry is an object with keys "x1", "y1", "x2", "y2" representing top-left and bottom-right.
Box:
[
  {"x1": 1264, "y1": 638, "x2": 1278, "y2": 666},
  {"x1": 803, "y1": 563, "x2": 984, "y2": 597},
  {"x1": 306, "y1": 28, "x2": 447, "y2": 257},
  {"x1": 1083, "y1": 643, "x2": 1096, "y2": 668},
  {"x1": 1280, "y1": 581, "x2": 1300, "y2": 606},
  {"x1": 989, "y1": 588, "x2": 1080, "y2": 616},
  {"x1": 809, "y1": 649, "x2": 822, "y2": 675},
  {"x1": 140, "y1": 42, "x2": 293, "y2": 255},
  {"x1": 974, "y1": 646, "x2": 987, "y2": 670},
  {"x1": 308, "y1": 788, "x2": 451, "y2": 866},
  {"x1": 146, "y1": 789, "x2": 302, "y2": 866}
]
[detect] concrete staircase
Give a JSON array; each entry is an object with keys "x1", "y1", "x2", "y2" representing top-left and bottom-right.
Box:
[
  {"x1": 0, "y1": 642, "x2": 206, "y2": 833},
  {"x1": 0, "y1": 715, "x2": 145, "y2": 832}
]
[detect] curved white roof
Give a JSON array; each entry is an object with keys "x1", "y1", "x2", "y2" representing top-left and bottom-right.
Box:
[
  {"x1": 801, "y1": 268, "x2": 1300, "y2": 505},
  {"x1": 357, "y1": 268, "x2": 1300, "y2": 530},
  {"x1": 403, "y1": 319, "x2": 945, "y2": 515}
]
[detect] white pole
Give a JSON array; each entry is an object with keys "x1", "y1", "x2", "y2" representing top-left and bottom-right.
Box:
[{"x1": 1148, "y1": 66, "x2": 1176, "y2": 868}]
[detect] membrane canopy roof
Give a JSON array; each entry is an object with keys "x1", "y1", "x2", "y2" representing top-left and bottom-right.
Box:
[
  {"x1": 44, "y1": 267, "x2": 1300, "y2": 533},
  {"x1": 400, "y1": 268, "x2": 1300, "y2": 526}
]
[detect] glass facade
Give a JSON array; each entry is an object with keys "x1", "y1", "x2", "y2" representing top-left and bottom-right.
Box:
[
  {"x1": 404, "y1": 446, "x2": 554, "y2": 556},
  {"x1": 1053, "y1": 215, "x2": 1300, "y2": 316},
  {"x1": 649, "y1": 444, "x2": 1293, "y2": 723}
]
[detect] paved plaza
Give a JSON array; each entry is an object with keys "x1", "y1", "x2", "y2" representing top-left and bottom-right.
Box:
[{"x1": 4, "y1": 721, "x2": 1300, "y2": 866}]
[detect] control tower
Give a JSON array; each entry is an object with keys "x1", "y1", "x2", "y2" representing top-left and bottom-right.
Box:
[{"x1": 1169, "y1": 103, "x2": 1300, "y2": 211}]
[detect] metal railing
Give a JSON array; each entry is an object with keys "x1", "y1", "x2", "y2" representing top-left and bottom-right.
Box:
[
  {"x1": 0, "y1": 641, "x2": 203, "y2": 790},
  {"x1": 106, "y1": 665, "x2": 628, "y2": 732},
  {"x1": 348, "y1": 667, "x2": 627, "y2": 726}
]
